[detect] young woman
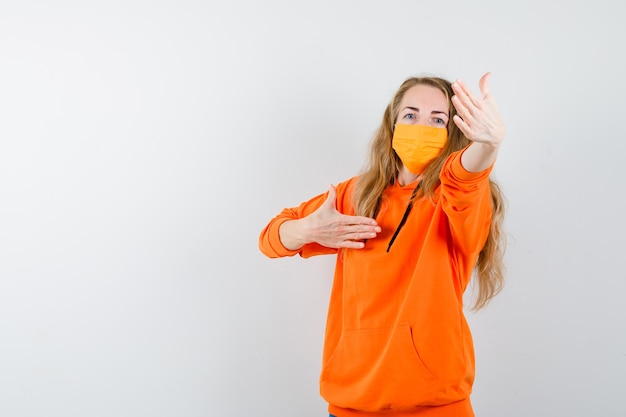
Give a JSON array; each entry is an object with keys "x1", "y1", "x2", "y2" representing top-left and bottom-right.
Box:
[{"x1": 259, "y1": 73, "x2": 506, "y2": 417}]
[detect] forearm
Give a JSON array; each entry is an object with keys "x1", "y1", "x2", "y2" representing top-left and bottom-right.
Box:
[{"x1": 460, "y1": 142, "x2": 500, "y2": 173}]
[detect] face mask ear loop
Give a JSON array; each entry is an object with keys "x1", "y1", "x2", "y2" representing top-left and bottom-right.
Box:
[{"x1": 386, "y1": 181, "x2": 421, "y2": 253}]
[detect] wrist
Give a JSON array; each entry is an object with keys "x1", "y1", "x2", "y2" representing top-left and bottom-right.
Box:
[{"x1": 279, "y1": 218, "x2": 309, "y2": 251}]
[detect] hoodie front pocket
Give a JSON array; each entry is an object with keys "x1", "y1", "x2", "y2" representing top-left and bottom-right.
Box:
[{"x1": 320, "y1": 324, "x2": 440, "y2": 411}]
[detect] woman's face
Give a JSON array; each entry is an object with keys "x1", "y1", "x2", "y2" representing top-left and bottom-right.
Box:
[{"x1": 396, "y1": 84, "x2": 449, "y2": 128}]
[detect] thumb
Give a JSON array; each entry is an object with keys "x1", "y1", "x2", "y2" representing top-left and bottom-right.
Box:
[
  {"x1": 479, "y1": 72, "x2": 492, "y2": 99},
  {"x1": 322, "y1": 184, "x2": 338, "y2": 210}
]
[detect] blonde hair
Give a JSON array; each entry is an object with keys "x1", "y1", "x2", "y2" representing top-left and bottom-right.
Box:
[{"x1": 353, "y1": 76, "x2": 505, "y2": 310}]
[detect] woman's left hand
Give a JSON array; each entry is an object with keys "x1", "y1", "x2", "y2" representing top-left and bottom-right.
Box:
[{"x1": 451, "y1": 72, "x2": 505, "y2": 147}]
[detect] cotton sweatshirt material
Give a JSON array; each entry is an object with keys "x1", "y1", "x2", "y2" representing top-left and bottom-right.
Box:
[{"x1": 259, "y1": 148, "x2": 493, "y2": 417}]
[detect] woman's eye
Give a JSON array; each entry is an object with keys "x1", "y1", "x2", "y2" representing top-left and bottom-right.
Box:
[
  {"x1": 434, "y1": 117, "x2": 446, "y2": 125},
  {"x1": 403, "y1": 113, "x2": 415, "y2": 119}
]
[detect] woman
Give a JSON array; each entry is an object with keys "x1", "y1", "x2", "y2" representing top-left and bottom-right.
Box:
[{"x1": 259, "y1": 72, "x2": 506, "y2": 417}]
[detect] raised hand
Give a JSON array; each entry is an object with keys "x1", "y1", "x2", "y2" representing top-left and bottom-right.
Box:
[
  {"x1": 451, "y1": 72, "x2": 506, "y2": 172},
  {"x1": 451, "y1": 72, "x2": 505, "y2": 147}
]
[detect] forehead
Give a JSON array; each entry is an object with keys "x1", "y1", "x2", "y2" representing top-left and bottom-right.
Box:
[{"x1": 399, "y1": 84, "x2": 448, "y2": 110}]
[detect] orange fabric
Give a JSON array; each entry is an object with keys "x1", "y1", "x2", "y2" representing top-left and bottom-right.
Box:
[
  {"x1": 259, "y1": 149, "x2": 493, "y2": 417},
  {"x1": 392, "y1": 124, "x2": 447, "y2": 174}
]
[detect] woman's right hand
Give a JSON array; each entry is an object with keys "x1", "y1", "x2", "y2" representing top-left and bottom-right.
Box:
[{"x1": 279, "y1": 185, "x2": 381, "y2": 250}]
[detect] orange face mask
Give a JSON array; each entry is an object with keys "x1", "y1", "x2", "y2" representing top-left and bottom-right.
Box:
[{"x1": 392, "y1": 124, "x2": 448, "y2": 174}]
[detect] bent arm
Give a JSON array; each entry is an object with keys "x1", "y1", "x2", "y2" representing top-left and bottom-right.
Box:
[{"x1": 259, "y1": 179, "x2": 381, "y2": 259}]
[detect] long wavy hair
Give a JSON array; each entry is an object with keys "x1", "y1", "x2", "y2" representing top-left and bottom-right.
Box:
[{"x1": 352, "y1": 76, "x2": 506, "y2": 310}]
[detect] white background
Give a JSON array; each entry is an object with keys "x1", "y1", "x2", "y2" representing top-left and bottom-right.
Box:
[{"x1": 1, "y1": 1, "x2": 624, "y2": 416}]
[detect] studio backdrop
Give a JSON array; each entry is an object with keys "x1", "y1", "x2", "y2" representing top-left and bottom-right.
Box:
[{"x1": 0, "y1": 1, "x2": 624, "y2": 416}]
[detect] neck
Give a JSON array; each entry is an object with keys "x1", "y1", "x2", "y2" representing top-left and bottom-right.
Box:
[{"x1": 397, "y1": 168, "x2": 421, "y2": 187}]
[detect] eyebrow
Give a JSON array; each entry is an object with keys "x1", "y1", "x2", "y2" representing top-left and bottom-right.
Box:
[{"x1": 402, "y1": 106, "x2": 449, "y2": 117}]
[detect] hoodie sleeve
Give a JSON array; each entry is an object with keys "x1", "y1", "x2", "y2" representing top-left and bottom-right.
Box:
[{"x1": 439, "y1": 146, "x2": 494, "y2": 255}]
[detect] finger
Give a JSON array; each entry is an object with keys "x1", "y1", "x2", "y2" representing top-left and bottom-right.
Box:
[
  {"x1": 478, "y1": 72, "x2": 492, "y2": 99},
  {"x1": 339, "y1": 231, "x2": 380, "y2": 248},
  {"x1": 338, "y1": 240, "x2": 366, "y2": 249},
  {"x1": 453, "y1": 114, "x2": 473, "y2": 139},
  {"x1": 342, "y1": 230, "x2": 379, "y2": 242},
  {"x1": 338, "y1": 214, "x2": 380, "y2": 228},
  {"x1": 321, "y1": 184, "x2": 337, "y2": 210},
  {"x1": 453, "y1": 79, "x2": 481, "y2": 110},
  {"x1": 451, "y1": 94, "x2": 476, "y2": 125}
]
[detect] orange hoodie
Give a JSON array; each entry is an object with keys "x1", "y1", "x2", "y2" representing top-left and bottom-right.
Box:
[{"x1": 259, "y1": 149, "x2": 493, "y2": 417}]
